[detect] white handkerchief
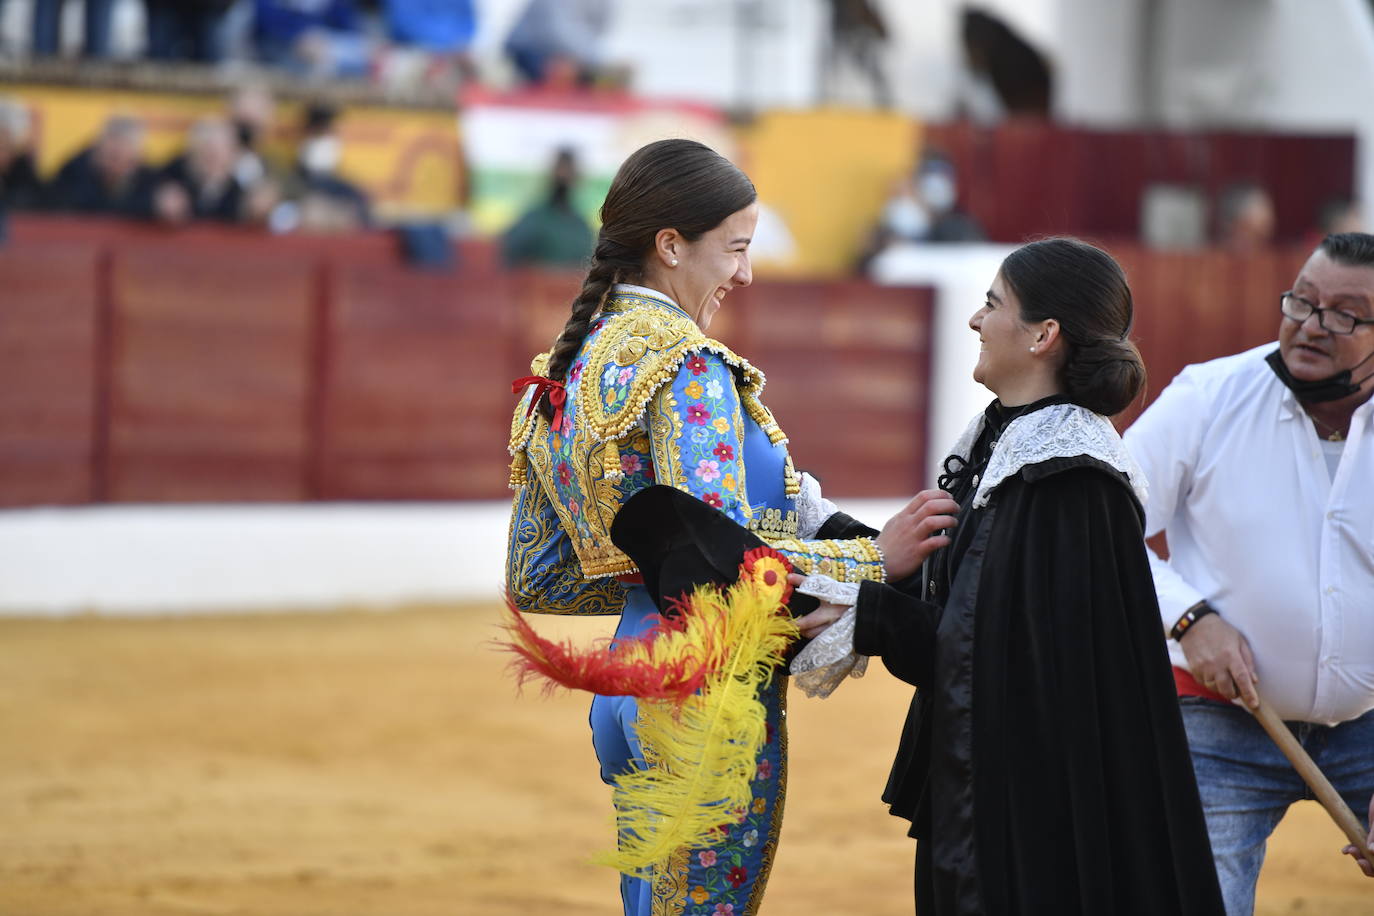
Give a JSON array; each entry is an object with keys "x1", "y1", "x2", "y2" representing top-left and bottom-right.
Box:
[{"x1": 789, "y1": 574, "x2": 868, "y2": 699}]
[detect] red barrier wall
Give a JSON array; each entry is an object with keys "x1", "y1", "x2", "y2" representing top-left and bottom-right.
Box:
[
  {"x1": 924, "y1": 123, "x2": 1354, "y2": 245},
  {"x1": 0, "y1": 217, "x2": 1318, "y2": 505},
  {"x1": 0, "y1": 218, "x2": 933, "y2": 504}
]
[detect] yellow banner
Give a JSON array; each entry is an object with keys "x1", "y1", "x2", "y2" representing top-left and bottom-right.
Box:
[
  {"x1": 742, "y1": 108, "x2": 921, "y2": 278},
  {"x1": 3, "y1": 84, "x2": 927, "y2": 275},
  {"x1": 5, "y1": 84, "x2": 462, "y2": 218}
]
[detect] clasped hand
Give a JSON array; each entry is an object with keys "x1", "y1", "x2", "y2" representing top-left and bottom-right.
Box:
[
  {"x1": 792, "y1": 490, "x2": 960, "y2": 640},
  {"x1": 876, "y1": 489, "x2": 960, "y2": 581}
]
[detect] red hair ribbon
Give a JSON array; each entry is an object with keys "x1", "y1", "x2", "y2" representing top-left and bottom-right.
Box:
[{"x1": 511, "y1": 375, "x2": 567, "y2": 431}]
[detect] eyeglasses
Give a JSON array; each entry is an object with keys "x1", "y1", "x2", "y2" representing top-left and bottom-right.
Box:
[{"x1": 1280, "y1": 292, "x2": 1374, "y2": 335}]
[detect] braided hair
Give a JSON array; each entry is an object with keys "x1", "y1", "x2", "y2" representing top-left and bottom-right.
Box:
[{"x1": 537, "y1": 139, "x2": 757, "y2": 421}]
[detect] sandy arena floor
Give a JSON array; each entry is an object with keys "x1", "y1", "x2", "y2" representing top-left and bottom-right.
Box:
[{"x1": 0, "y1": 605, "x2": 1369, "y2": 915}]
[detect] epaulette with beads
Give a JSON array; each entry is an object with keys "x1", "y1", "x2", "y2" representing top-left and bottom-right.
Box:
[{"x1": 507, "y1": 352, "x2": 552, "y2": 489}]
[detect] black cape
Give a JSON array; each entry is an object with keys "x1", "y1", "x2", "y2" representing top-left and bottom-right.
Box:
[{"x1": 854, "y1": 411, "x2": 1224, "y2": 915}]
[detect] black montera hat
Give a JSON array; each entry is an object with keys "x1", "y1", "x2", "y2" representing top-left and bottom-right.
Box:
[{"x1": 610, "y1": 485, "x2": 818, "y2": 618}]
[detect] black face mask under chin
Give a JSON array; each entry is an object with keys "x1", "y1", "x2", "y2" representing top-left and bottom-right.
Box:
[{"x1": 1265, "y1": 347, "x2": 1374, "y2": 403}]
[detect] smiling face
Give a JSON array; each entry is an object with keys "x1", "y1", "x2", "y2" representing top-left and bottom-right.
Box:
[
  {"x1": 1279, "y1": 249, "x2": 1374, "y2": 382},
  {"x1": 969, "y1": 272, "x2": 1041, "y2": 397},
  {"x1": 674, "y1": 203, "x2": 758, "y2": 330}
]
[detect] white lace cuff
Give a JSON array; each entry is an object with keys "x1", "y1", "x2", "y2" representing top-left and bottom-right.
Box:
[
  {"x1": 789, "y1": 574, "x2": 868, "y2": 699},
  {"x1": 794, "y1": 471, "x2": 839, "y2": 539}
]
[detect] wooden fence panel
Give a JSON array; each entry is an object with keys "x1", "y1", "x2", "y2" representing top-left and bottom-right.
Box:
[
  {"x1": 107, "y1": 246, "x2": 315, "y2": 501},
  {"x1": 922, "y1": 124, "x2": 1354, "y2": 246},
  {"x1": 320, "y1": 263, "x2": 515, "y2": 500},
  {"x1": 0, "y1": 241, "x2": 101, "y2": 505},
  {"x1": 0, "y1": 218, "x2": 1334, "y2": 505},
  {"x1": 742, "y1": 282, "x2": 933, "y2": 497}
]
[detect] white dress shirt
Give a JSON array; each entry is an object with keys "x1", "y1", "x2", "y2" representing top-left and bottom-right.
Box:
[{"x1": 1124, "y1": 342, "x2": 1374, "y2": 725}]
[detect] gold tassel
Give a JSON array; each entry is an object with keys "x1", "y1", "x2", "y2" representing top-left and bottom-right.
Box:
[
  {"x1": 601, "y1": 439, "x2": 622, "y2": 481},
  {"x1": 508, "y1": 452, "x2": 528, "y2": 488},
  {"x1": 783, "y1": 455, "x2": 800, "y2": 498}
]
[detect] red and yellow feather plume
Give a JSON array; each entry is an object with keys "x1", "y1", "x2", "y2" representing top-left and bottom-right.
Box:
[{"x1": 500, "y1": 545, "x2": 800, "y2": 874}]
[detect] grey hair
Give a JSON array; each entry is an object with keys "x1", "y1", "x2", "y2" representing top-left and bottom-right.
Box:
[{"x1": 0, "y1": 97, "x2": 31, "y2": 144}]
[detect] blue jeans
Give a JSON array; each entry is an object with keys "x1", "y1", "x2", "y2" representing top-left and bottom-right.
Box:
[
  {"x1": 31, "y1": 0, "x2": 114, "y2": 56},
  {"x1": 1180, "y1": 699, "x2": 1374, "y2": 916}
]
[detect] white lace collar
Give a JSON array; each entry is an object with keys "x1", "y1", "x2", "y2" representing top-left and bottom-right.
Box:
[{"x1": 947, "y1": 402, "x2": 1149, "y2": 509}]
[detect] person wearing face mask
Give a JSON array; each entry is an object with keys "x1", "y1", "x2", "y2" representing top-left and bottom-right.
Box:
[
  {"x1": 916, "y1": 154, "x2": 983, "y2": 243},
  {"x1": 505, "y1": 138, "x2": 944, "y2": 916},
  {"x1": 500, "y1": 146, "x2": 593, "y2": 267},
  {"x1": 793, "y1": 238, "x2": 1226, "y2": 915},
  {"x1": 273, "y1": 102, "x2": 371, "y2": 233},
  {"x1": 855, "y1": 152, "x2": 983, "y2": 275},
  {"x1": 1124, "y1": 232, "x2": 1374, "y2": 912}
]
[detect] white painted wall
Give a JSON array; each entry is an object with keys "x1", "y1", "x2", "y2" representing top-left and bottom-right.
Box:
[
  {"x1": 1056, "y1": 0, "x2": 1374, "y2": 215},
  {"x1": 868, "y1": 243, "x2": 1016, "y2": 486},
  {"x1": 1051, "y1": 0, "x2": 1147, "y2": 126},
  {"x1": 0, "y1": 497, "x2": 908, "y2": 615}
]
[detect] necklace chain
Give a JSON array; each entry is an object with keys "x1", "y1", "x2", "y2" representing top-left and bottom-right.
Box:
[{"x1": 1309, "y1": 413, "x2": 1346, "y2": 442}]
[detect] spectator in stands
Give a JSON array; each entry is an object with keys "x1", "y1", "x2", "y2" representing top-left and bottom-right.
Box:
[
  {"x1": 0, "y1": 98, "x2": 44, "y2": 211},
  {"x1": 1215, "y1": 181, "x2": 1276, "y2": 252},
  {"x1": 31, "y1": 0, "x2": 114, "y2": 58},
  {"x1": 913, "y1": 152, "x2": 984, "y2": 242},
  {"x1": 381, "y1": 0, "x2": 479, "y2": 89},
  {"x1": 501, "y1": 146, "x2": 592, "y2": 267},
  {"x1": 503, "y1": 0, "x2": 612, "y2": 87},
  {"x1": 153, "y1": 119, "x2": 245, "y2": 224},
  {"x1": 254, "y1": 0, "x2": 372, "y2": 79},
  {"x1": 47, "y1": 116, "x2": 158, "y2": 219},
  {"x1": 855, "y1": 151, "x2": 985, "y2": 274},
  {"x1": 224, "y1": 84, "x2": 284, "y2": 226},
  {"x1": 145, "y1": 0, "x2": 238, "y2": 63},
  {"x1": 226, "y1": 84, "x2": 277, "y2": 189},
  {"x1": 273, "y1": 101, "x2": 370, "y2": 233},
  {"x1": 1320, "y1": 197, "x2": 1364, "y2": 236},
  {"x1": 1302, "y1": 198, "x2": 1365, "y2": 252}
]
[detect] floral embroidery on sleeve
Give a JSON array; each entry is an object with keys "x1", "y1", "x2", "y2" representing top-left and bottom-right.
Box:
[{"x1": 649, "y1": 350, "x2": 750, "y2": 526}]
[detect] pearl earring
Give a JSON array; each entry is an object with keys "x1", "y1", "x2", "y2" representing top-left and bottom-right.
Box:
[
  {"x1": 670, "y1": 258, "x2": 678, "y2": 267},
  {"x1": 1028, "y1": 346, "x2": 1036, "y2": 353}
]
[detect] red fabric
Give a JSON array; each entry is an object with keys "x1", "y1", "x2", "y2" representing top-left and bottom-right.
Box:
[
  {"x1": 511, "y1": 375, "x2": 567, "y2": 431},
  {"x1": 1172, "y1": 665, "x2": 1229, "y2": 702}
]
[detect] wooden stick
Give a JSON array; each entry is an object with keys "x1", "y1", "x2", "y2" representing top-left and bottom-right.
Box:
[{"x1": 1249, "y1": 697, "x2": 1369, "y2": 851}]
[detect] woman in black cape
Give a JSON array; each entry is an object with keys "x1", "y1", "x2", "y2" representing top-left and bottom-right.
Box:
[{"x1": 798, "y1": 238, "x2": 1226, "y2": 915}]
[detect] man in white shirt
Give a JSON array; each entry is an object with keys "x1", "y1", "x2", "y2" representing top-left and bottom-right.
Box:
[{"x1": 1125, "y1": 232, "x2": 1374, "y2": 914}]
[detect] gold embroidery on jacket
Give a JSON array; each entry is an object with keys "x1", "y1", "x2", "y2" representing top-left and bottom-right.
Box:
[
  {"x1": 508, "y1": 291, "x2": 808, "y2": 579},
  {"x1": 505, "y1": 485, "x2": 626, "y2": 616}
]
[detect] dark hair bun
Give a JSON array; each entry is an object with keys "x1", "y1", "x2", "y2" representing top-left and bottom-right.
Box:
[
  {"x1": 1062, "y1": 337, "x2": 1146, "y2": 416},
  {"x1": 1000, "y1": 237, "x2": 1146, "y2": 416}
]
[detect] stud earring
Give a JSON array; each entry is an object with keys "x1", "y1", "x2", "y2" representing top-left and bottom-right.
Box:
[
  {"x1": 1028, "y1": 346, "x2": 1036, "y2": 353},
  {"x1": 670, "y1": 258, "x2": 678, "y2": 267}
]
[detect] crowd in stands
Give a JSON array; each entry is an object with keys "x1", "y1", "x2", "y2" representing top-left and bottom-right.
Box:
[
  {"x1": 5, "y1": 0, "x2": 622, "y2": 94},
  {"x1": 0, "y1": 88, "x2": 370, "y2": 234},
  {"x1": 0, "y1": 0, "x2": 629, "y2": 245},
  {"x1": 855, "y1": 150, "x2": 1365, "y2": 277}
]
